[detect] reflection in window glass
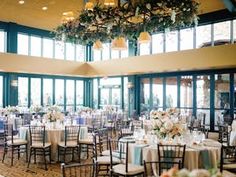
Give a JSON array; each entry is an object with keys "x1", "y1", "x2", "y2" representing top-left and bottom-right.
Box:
[
  {"x1": 55, "y1": 41, "x2": 65, "y2": 59},
  {"x1": 31, "y1": 78, "x2": 41, "y2": 105},
  {"x1": 17, "y1": 34, "x2": 29, "y2": 55},
  {"x1": 166, "y1": 77, "x2": 177, "y2": 108},
  {"x1": 66, "y1": 43, "x2": 75, "y2": 60},
  {"x1": 214, "y1": 21, "x2": 230, "y2": 42},
  {"x1": 121, "y1": 41, "x2": 129, "y2": 58},
  {"x1": 215, "y1": 74, "x2": 230, "y2": 127},
  {"x1": 18, "y1": 77, "x2": 28, "y2": 107},
  {"x1": 102, "y1": 43, "x2": 110, "y2": 60},
  {"x1": 180, "y1": 76, "x2": 193, "y2": 107},
  {"x1": 100, "y1": 89, "x2": 109, "y2": 108},
  {"x1": 196, "y1": 25, "x2": 211, "y2": 48},
  {"x1": 55, "y1": 79, "x2": 64, "y2": 110},
  {"x1": 139, "y1": 43, "x2": 150, "y2": 56},
  {"x1": 196, "y1": 75, "x2": 210, "y2": 108},
  {"x1": 43, "y1": 79, "x2": 53, "y2": 106},
  {"x1": 93, "y1": 79, "x2": 98, "y2": 109},
  {"x1": 153, "y1": 78, "x2": 163, "y2": 109},
  {"x1": 123, "y1": 77, "x2": 128, "y2": 111},
  {"x1": 0, "y1": 31, "x2": 6, "y2": 52},
  {"x1": 66, "y1": 80, "x2": 75, "y2": 112},
  {"x1": 152, "y1": 33, "x2": 164, "y2": 54},
  {"x1": 93, "y1": 50, "x2": 101, "y2": 61},
  {"x1": 180, "y1": 28, "x2": 194, "y2": 50},
  {"x1": 76, "y1": 45, "x2": 85, "y2": 62},
  {"x1": 140, "y1": 78, "x2": 150, "y2": 115},
  {"x1": 76, "y1": 80, "x2": 84, "y2": 108},
  {"x1": 112, "y1": 88, "x2": 120, "y2": 108},
  {"x1": 165, "y1": 31, "x2": 178, "y2": 52},
  {"x1": 0, "y1": 76, "x2": 3, "y2": 107},
  {"x1": 30, "y1": 36, "x2": 41, "y2": 57},
  {"x1": 111, "y1": 50, "x2": 119, "y2": 59},
  {"x1": 43, "y1": 38, "x2": 53, "y2": 58}
]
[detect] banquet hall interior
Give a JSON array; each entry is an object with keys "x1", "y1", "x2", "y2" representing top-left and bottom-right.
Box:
[{"x1": 0, "y1": 0, "x2": 236, "y2": 177}]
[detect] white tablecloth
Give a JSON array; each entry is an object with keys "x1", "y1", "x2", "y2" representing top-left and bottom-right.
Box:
[{"x1": 19, "y1": 126, "x2": 88, "y2": 161}]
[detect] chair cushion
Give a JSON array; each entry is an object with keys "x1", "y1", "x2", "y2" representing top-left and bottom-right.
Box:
[
  {"x1": 58, "y1": 141, "x2": 78, "y2": 147},
  {"x1": 79, "y1": 139, "x2": 93, "y2": 145},
  {"x1": 7, "y1": 139, "x2": 27, "y2": 146},
  {"x1": 96, "y1": 156, "x2": 121, "y2": 165},
  {"x1": 102, "y1": 150, "x2": 110, "y2": 156},
  {"x1": 31, "y1": 142, "x2": 51, "y2": 148},
  {"x1": 112, "y1": 163, "x2": 144, "y2": 175},
  {"x1": 223, "y1": 163, "x2": 236, "y2": 169}
]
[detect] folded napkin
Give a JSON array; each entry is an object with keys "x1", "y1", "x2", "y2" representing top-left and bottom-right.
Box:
[{"x1": 199, "y1": 149, "x2": 212, "y2": 169}]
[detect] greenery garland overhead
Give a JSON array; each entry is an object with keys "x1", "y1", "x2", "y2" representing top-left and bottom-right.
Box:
[{"x1": 54, "y1": 0, "x2": 199, "y2": 45}]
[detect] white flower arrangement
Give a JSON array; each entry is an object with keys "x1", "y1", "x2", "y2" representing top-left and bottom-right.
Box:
[
  {"x1": 46, "y1": 105, "x2": 61, "y2": 112},
  {"x1": 103, "y1": 105, "x2": 116, "y2": 112},
  {"x1": 77, "y1": 106, "x2": 93, "y2": 114},
  {"x1": 160, "y1": 168, "x2": 222, "y2": 177},
  {"x1": 150, "y1": 108, "x2": 184, "y2": 138},
  {"x1": 43, "y1": 110, "x2": 64, "y2": 122},
  {"x1": 2, "y1": 105, "x2": 20, "y2": 115},
  {"x1": 30, "y1": 105, "x2": 43, "y2": 113}
]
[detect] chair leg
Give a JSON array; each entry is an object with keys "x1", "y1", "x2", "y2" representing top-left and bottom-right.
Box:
[
  {"x1": 18, "y1": 146, "x2": 20, "y2": 160},
  {"x1": 72, "y1": 148, "x2": 75, "y2": 162},
  {"x1": 11, "y1": 146, "x2": 14, "y2": 166},
  {"x1": 27, "y1": 148, "x2": 32, "y2": 168},
  {"x1": 49, "y1": 146, "x2": 51, "y2": 164},
  {"x1": 34, "y1": 148, "x2": 36, "y2": 164},
  {"x1": 2, "y1": 146, "x2": 7, "y2": 163},
  {"x1": 25, "y1": 145, "x2": 28, "y2": 163},
  {"x1": 43, "y1": 148, "x2": 47, "y2": 170},
  {"x1": 58, "y1": 146, "x2": 60, "y2": 162},
  {"x1": 63, "y1": 148, "x2": 66, "y2": 163}
]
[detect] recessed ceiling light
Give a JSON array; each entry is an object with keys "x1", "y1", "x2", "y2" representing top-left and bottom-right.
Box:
[
  {"x1": 42, "y1": 6, "x2": 48, "y2": 10},
  {"x1": 18, "y1": 0, "x2": 25, "y2": 4}
]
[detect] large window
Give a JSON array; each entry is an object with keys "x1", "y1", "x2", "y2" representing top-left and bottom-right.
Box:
[
  {"x1": 0, "y1": 76, "x2": 3, "y2": 107},
  {"x1": 180, "y1": 76, "x2": 193, "y2": 115},
  {"x1": 180, "y1": 28, "x2": 194, "y2": 50},
  {"x1": 93, "y1": 50, "x2": 102, "y2": 61},
  {"x1": 140, "y1": 78, "x2": 150, "y2": 115},
  {"x1": 196, "y1": 75, "x2": 210, "y2": 127},
  {"x1": 123, "y1": 77, "x2": 128, "y2": 112},
  {"x1": 66, "y1": 80, "x2": 75, "y2": 112},
  {"x1": 152, "y1": 78, "x2": 163, "y2": 110},
  {"x1": 102, "y1": 43, "x2": 110, "y2": 60},
  {"x1": 234, "y1": 20, "x2": 236, "y2": 43},
  {"x1": 43, "y1": 78, "x2": 53, "y2": 106},
  {"x1": 93, "y1": 79, "x2": 98, "y2": 109},
  {"x1": 66, "y1": 43, "x2": 75, "y2": 61},
  {"x1": 234, "y1": 74, "x2": 236, "y2": 117},
  {"x1": 55, "y1": 79, "x2": 64, "y2": 110},
  {"x1": 139, "y1": 43, "x2": 151, "y2": 56},
  {"x1": 43, "y1": 38, "x2": 53, "y2": 58},
  {"x1": 76, "y1": 80, "x2": 84, "y2": 108},
  {"x1": 165, "y1": 31, "x2": 178, "y2": 52},
  {"x1": 166, "y1": 77, "x2": 177, "y2": 108},
  {"x1": 30, "y1": 36, "x2": 41, "y2": 57},
  {"x1": 76, "y1": 45, "x2": 85, "y2": 62},
  {"x1": 17, "y1": 33, "x2": 29, "y2": 55},
  {"x1": 18, "y1": 77, "x2": 29, "y2": 108},
  {"x1": 0, "y1": 30, "x2": 6, "y2": 52},
  {"x1": 55, "y1": 41, "x2": 65, "y2": 60},
  {"x1": 214, "y1": 21, "x2": 230, "y2": 43},
  {"x1": 152, "y1": 33, "x2": 164, "y2": 54},
  {"x1": 196, "y1": 24, "x2": 212, "y2": 48},
  {"x1": 30, "y1": 78, "x2": 41, "y2": 105},
  {"x1": 215, "y1": 74, "x2": 230, "y2": 127}
]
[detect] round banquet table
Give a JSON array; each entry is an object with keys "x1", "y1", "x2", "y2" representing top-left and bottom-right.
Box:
[
  {"x1": 120, "y1": 137, "x2": 221, "y2": 173},
  {"x1": 19, "y1": 126, "x2": 89, "y2": 161}
]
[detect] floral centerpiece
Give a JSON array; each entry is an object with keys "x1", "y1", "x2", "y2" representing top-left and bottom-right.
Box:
[
  {"x1": 29, "y1": 105, "x2": 43, "y2": 113},
  {"x1": 103, "y1": 105, "x2": 116, "y2": 113},
  {"x1": 150, "y1": 108, "x2": 185, "y2": 139},
  {"x1": 43, "y1": 105, "x2": 64, "y2": 123},
  {"x1": 2, "y1": 106, "x2": 20, "y2": 116},
  {"x1": 160, "y1": 167, "x2": 222, "y2": 177},
  {"x1": 77, "y1": 106, "x2": 93, "y2": 115}
]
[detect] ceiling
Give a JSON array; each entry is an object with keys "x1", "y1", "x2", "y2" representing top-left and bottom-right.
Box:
[{"x1": 0, "y1": 0, "x2": 227, "y2": 31}]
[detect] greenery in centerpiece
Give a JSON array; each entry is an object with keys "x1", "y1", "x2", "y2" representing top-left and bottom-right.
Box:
[{"x1": 150, "y1": 108, "x2": 185, "y2": 139}]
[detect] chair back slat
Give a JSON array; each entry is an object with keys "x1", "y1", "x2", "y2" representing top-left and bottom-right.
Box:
[
  {"x1": 220, "y1": 145, "x2": 236, "y2": 172},
  {"x1": 157, "y1": 144, "x2": 186, "y2": 175},
  {"x1": 61, "y1": 163, "x2": 96, "y2": 177},
  {"x1": 64, "y1": 125, "x2": 80, "y2": 146},
  {"x1": 29, "y1": 126, "x2": 46, "y2": 146},
  {"x1": 3, "y1": 123, "x2": 14, "y2": 143}
]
